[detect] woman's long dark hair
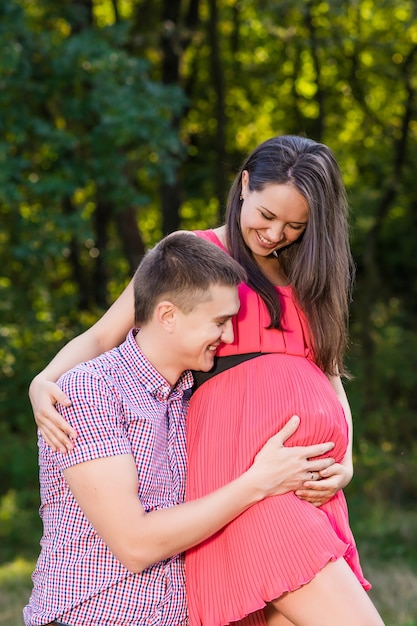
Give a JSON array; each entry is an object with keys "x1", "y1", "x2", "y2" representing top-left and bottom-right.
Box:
[{"x1": 225, "y1": 135, "x2": 355, "y2": 376}]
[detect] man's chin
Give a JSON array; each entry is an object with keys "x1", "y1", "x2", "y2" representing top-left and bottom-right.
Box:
[{"x1": 199, "y1": 354, "x2": 216, "y2": 372}]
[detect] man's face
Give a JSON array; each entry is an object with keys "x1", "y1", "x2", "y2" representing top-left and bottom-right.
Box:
[{"x1": 174, "y1": 284, "x2": 240, "y2": 373}]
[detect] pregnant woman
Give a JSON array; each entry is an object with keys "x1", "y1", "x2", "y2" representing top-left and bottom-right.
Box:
[
  {"x1": 30, "y1": 136, "x2": 384, "y2": 625},
  {"x1": 186, "y1": 231, "x2": 362, "y2": 625}
]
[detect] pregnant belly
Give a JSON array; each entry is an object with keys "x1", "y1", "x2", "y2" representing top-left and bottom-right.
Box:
[{"x1": 187, "y1": 354, "x2": 348, "y2": 487}]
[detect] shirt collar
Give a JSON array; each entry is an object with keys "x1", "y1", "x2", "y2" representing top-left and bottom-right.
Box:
[{"x1": 120, "y1": 329, "x2": 194, "y2": 401}]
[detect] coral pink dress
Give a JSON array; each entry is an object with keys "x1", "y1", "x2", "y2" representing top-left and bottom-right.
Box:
[{"x1": 185, "y1": 230, "x2": 370, "y2": 626}]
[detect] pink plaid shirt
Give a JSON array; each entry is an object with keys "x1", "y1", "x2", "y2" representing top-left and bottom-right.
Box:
[{"x1": 24, "y1": 329, "x2": 193, "y2": 625}]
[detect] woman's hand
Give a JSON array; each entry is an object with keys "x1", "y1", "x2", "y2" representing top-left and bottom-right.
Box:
[
  {"x1": 295, "y1": 462, "x2": 353, "y2": 507},
  {"x1": 29, "y1": 376, "x2": 77, "y2": 453}
]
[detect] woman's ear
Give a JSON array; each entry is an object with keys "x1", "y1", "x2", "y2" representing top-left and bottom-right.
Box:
[{"x1": 241, "y1": 170, "x2": 250, "y2": 197}]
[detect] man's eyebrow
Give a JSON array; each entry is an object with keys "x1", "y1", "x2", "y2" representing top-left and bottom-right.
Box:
[{"x1": 213, "y1": 313, "x2": 235, "y2": 321}]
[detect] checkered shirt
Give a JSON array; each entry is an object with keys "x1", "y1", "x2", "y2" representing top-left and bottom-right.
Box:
[{"x1": 24, "y1": 329, "x2": 193, "y2": 625}]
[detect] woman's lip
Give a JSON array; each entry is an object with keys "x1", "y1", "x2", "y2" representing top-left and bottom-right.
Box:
[{"x1": 256, "y1": 231, "x2": 276, "y2": 249}]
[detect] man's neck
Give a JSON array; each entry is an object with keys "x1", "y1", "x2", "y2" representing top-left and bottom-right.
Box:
[{"x1": 135, "y1": 329, "x2": 182, "y2": 388}]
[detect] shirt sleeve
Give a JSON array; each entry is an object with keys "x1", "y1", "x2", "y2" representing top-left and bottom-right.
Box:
[{"x1": 53, "y1": 366, "x2": 132, "y2": 471}]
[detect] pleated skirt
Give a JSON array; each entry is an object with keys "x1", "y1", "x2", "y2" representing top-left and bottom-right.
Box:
[{"x1": 186, "y1": 354, "x2": 370, "y2": 626}]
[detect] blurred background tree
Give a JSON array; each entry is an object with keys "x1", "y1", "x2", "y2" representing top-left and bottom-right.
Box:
[{"x1": 1, "y1": 0, "x2": 417, "y2": 622}]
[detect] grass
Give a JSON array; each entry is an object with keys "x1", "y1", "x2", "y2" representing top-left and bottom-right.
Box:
[
  {"x1": 367, "y1": 562, "x2": 417, "y2": 625},
  {"x1": 0, "y1": 559, "x2": 34, "y2": 626},
  {"x1": 349, "y1": 501, "x2": 417, "y2": 626}
]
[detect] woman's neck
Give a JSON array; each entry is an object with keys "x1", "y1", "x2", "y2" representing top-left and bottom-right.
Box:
[{"x1": 256, "y1": 255, "x2": 290, "y2": 287}]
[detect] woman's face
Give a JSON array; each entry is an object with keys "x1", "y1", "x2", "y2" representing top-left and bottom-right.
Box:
[{"x1": 239, "y1": 170, "x2": 309, "y2": 259}]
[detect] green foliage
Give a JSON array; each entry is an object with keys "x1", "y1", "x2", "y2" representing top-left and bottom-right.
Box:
[
  {"x1": 0, "y1": 558, "x2": 36, "y2": 626},
  {"x1": 0, "y1": 0, "x2": 186, "y2": 483},
  {"x1": 1, "y1": 3, "x2": 417, "y2": 600},
  {"x1": 0, "y1": 492, "x2": 42, "y2": 562},
  {"x1": 350, "y1": 437, "x2": 417, "y2": 511}
]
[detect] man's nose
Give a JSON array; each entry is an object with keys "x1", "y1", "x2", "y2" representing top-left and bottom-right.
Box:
[{"x1": 221, "y1": 319, "x2": 234, "y2": 344}]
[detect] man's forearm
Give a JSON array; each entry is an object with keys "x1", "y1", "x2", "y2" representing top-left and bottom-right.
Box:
[{"x1": 65, "y1": 419, "x2": 335, "y2": 574}]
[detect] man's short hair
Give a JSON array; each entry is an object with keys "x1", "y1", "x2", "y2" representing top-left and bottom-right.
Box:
[{"x1": 134, "y1": 232, "x2": 246, "y2": 325}]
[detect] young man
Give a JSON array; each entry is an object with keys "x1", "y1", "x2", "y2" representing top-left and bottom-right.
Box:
[{"x1": 24, "y1": 233, "x2": 335, "y2": 626}]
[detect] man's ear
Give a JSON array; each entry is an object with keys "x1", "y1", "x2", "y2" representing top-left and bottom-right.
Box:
[{"x1": 155, "y1": 301, "x2": 177, "y2": 332}]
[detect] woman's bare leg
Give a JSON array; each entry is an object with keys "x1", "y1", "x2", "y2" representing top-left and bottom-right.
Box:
[
  {"x1": 269, "y1": 558, "x2": 385, "y2": 626},
  {"x1": 231, "y1": 605, "x2": 295, "y2": 626},
  {"x1": 264, "y1": 604, "x2": 295, "y2": 626}
]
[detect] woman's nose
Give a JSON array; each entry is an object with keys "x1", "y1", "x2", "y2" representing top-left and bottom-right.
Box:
[{"x1": 267, "y1": 224, "x2": 285, "y2": 243}]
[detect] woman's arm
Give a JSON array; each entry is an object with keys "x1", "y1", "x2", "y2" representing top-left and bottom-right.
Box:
[
  {"x1": 328, "y1": 374, "x2": 354, "y2": 475},
  {"x1": 29, "y1": 280, "x2": 135, "y2": 452},
  {"x1": 295, "y1": 374, "x2": 354, "y2": 507}
]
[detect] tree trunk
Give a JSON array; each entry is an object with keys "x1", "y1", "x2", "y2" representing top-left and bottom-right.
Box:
[
  {"x1": 160, "y1": 0, "x2": 183, "y2": 235},
  {"x1": 115, "y1": 206, "x2": 146, "y2": 275},
  {"x1": 207, "y1": 0, "x2": 227, "y2": 222}
]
